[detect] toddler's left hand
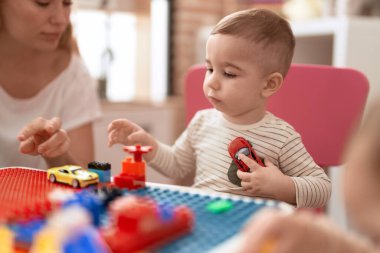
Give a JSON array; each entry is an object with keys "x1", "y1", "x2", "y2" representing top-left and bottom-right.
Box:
[{"x1": 237, "y1": 154, "x2": 294, "y2": 202}]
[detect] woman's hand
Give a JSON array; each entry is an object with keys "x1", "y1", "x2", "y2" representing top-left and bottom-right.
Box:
[
  {"x1": 18, "y1": 117, "x2": 70, "y2": 158},
  {"x1": 239, "y1": 209, "x2": 375, "y2": 253}
]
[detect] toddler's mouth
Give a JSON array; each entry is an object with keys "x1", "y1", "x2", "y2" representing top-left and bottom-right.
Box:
[{"x1": 208, "y1": 96, "x2": 221, "y2": 104}]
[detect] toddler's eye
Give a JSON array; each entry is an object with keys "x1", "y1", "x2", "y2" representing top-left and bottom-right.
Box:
[
  {"x1": 206, "y1": 68, "x2": 213, "y2": 73},
  {"x1": 36, "y1": 0, "x2": 50, "y2": 7},
  {"x1": 224, "y1": 72, "x2": 236, "y2": 78},
  {"x1": 63, "y1": 0, "x2": 73, "y2": 6}
]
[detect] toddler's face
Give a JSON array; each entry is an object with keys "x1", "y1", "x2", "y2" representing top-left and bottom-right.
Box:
[
  {"x1": 204, "y1": 34, "x2": 269, "y2": 124},
  {"x1": 343, "y1": 132, "x2": 380, "y2": 244}
]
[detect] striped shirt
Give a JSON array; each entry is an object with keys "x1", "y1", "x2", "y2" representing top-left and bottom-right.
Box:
[{"x1": 149, "y1": 109, "x2": 331, "y2": 208}]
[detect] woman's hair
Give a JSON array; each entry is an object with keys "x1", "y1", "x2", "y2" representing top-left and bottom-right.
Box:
[
  {"x1": 58, "y1": 23, "x2": 76, "y2": 52},
  {"x1": 211, "y1": 9, "x2": 295, "y2": 77}
]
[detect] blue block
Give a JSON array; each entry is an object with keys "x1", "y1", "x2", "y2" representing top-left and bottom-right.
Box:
[{"x1": 88, "y1": 161, "x2": 111, "y2": 183}]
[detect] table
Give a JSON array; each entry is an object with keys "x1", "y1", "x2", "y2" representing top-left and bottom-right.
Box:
[{"x1": 0, "y1": 167, "x2": 293, "y2": 252}]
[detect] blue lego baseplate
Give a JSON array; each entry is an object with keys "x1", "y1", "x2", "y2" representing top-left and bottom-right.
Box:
[{"x1": 123, "y1": 185, "x2": 284, "y2": 253}]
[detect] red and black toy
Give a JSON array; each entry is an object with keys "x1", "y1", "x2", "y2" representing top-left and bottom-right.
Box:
[{"x1": 228, "y1": 137, "x2": 264, "y2": 172}]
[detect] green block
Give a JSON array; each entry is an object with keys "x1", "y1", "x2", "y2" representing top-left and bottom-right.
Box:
[{"x1": 206, "y1": 199, "x2": 233, "y2": 214}]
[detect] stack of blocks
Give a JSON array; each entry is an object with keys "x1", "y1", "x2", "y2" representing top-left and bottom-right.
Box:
[{"x1": 113, "y1": 145, "x2": 152, "y2": 190}]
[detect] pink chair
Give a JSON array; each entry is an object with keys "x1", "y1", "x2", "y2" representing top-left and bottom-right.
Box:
[{"x1": 184, "y1": 64, "x2": 369, "y2": 167}]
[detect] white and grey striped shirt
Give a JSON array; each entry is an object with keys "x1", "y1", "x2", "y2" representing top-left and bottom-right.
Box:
[{"x1": 149, "y1": 109, "x2": 331, "y2": 208}]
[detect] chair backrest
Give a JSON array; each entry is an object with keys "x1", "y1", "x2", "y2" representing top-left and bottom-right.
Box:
[{"x1": 184, "y1": 64, "x2": 369, "y2": 167}]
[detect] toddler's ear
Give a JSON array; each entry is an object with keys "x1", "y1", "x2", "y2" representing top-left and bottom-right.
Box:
[{"x1": 262, "y1": 72, "x2": 283, "y2": 98}]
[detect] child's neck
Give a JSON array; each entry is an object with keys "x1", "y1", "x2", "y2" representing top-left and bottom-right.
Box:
[{"x1": 222, "y1": 109, "x2": 266, "y2": 125}]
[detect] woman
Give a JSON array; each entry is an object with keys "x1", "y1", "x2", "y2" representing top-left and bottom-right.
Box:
[{"x1": 0, "y1": 0, "x2": 101, "y2": 169}]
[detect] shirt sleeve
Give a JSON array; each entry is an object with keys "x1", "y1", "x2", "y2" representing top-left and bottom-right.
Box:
[
  {"x1": 279, "y1": 133, "x2": 332, "y2": 208},
  {"x1": 148, "y1": 112, "x2": 201, "y2": 179}
]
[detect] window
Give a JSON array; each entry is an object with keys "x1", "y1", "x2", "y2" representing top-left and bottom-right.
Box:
[{"x1": 72, "y1": 0, "x2": 170, "y2": 102}]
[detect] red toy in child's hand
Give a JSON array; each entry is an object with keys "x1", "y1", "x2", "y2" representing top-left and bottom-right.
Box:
[{"x1": 228, "y1": 137, "x2": 264, "y2": 172}]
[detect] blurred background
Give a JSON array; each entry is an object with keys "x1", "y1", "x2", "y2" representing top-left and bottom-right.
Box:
[{"x1": 72, "y1": 0, "x2": 380, "y2": 228}]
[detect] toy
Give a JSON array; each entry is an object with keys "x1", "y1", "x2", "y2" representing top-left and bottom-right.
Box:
[
  {"x1": 228, "y1": 137, "x2": 264, "y2": 172},
  {"x1": 113, "y1": 145, "x2": 152, "y2": 190},
  {"x1": 47, "y1": 165, "x2": 99, "y2": 188},
  {"x1": 88, "y1": 161, "x2": 111, "y2": 183},
  {"x1": 0, "y1": 168, "x2": 74, "y2": 222},
  {"x1": 206, "y1": 199, "x2": 233, "y2": 214},
  {"x1": 0, "y1": 225, "x2": 14, "y2": 253},
  {"x1": 101, "y1": 195, "x2": 194, "y2": 253},
  {"x1": 1, "y1": 167, "x2": 288, "y2": 252}
]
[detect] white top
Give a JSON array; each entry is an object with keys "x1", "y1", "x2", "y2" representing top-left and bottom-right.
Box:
[
  {"x1": 0, "y1": 55, "x2": 101, "y2": 169},
  {"x1": 149, "y1": 109, "x2": 331, "y2": 208}
]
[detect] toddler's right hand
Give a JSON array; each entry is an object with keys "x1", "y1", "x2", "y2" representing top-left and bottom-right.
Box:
[
  {"x1": 107, "y1": 119, "x2": 146, "y2": 147},
  {"x1": 107, "y1": 119, "x2": 158, "y2": 161}
]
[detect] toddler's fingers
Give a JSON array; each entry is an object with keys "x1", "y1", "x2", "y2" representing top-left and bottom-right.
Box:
[
  {"x1": 107, "y1": 129, "x2": 117, "y2": 147},
  {"x1": 263, "y1": 158, "x2": 274, "y2": 167},
  {"x1": 107, "y1": 129, "x2": 129, "y2": 147},
  {"x1": 237, "y1": 169, "x2": 251, "y2": 181},
  {"x1": 240, "y1": 180, "x2": 253, "y2": 191},
  {"x1": 107, "y1": 121, "x2": 118, "y2": 132},
  {"x1": 107, "y1": 119, "x2": 135, "y2": 132},
  {"x1": 238, "y1": 154, "x2": 261, "y2": 171}
]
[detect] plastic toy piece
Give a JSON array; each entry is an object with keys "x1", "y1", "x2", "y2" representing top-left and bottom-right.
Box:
[
  {"x1": 123, "y1": 145, "x2": 153, "y2": 162},
  {"x1": 10, "y1": 219, "x2": 46, "y2": 250},
  {"x1": 63, "y1": 226, "x2": 111, "y2": 253},
  {"x1": 206, "y1": 200, "x2": 233, "y2": 214},
  {"x1": 91, "y1": 186, "x2": 123, "y2": 209},
  {"x1": 0, "y1": 168, "x2": 73, "y2": 222},
  {"x1": 228, "y1": 137, "x2": 264, "y2": 172},
  {"x1": 0, "y1": 225, "x2": 14, "y2": 253},
  {"x1": 47, "y1": 165, "x2": 99, "y2": 188},
  {"x1": 62, "y1": 191, "x2": 103, "y2": 227},
  {"x1": 113, "y1": 145, "x2": 152, "y2": 190},
  {"x1": 101, "y1": 196, "x2": 194, "y2": 253},
  {"x1": 88, "y1": 161, "x2": 111, "y2": 183},
  {"x1": 29, "y1": 228, "x2": 61, "y2": 253}
]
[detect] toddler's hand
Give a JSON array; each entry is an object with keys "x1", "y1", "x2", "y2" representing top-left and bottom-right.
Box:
[
  {"x1": 237, "y1": 154, "x2": 294, "y2": 202},
  {"x1": 107, "y1": 119, "x2": 158, "y2": 161},
  {"x1": 17, "y1": 117, "x2": 70, "y2": 158},
  {"x1": 107, "y1": 119, "x2": 151, "y2": 147}
]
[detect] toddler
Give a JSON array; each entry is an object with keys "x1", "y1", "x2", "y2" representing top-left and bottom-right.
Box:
[{"x1": 108, "y1": 9, "x2": 331, "y2": 208}]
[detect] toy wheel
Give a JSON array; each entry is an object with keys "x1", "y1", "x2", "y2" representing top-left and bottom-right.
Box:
[
  {"x1": 49, "y1": 174, "x2": 56, "y2": 183},
  {"x1": 72, "y1": 179, "x2": 80, "y2": 188}
]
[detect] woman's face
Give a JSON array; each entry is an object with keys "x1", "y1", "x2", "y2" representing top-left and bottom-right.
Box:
[
  {"x1": 0, "y1": 0, "x2": 72, "y2": 51},
  {"x1": 343, "y1": 132, "x2": 380, "y2": 244}
]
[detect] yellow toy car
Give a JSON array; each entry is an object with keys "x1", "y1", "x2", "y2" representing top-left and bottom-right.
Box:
[{"x1": 47, "y1": 165, "x2": 99, "y2": 188}]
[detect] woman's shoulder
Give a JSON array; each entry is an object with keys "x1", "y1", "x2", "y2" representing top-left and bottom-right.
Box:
[{"x1": 53, "y1": 51, "x2": 91, "y2": 83}]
